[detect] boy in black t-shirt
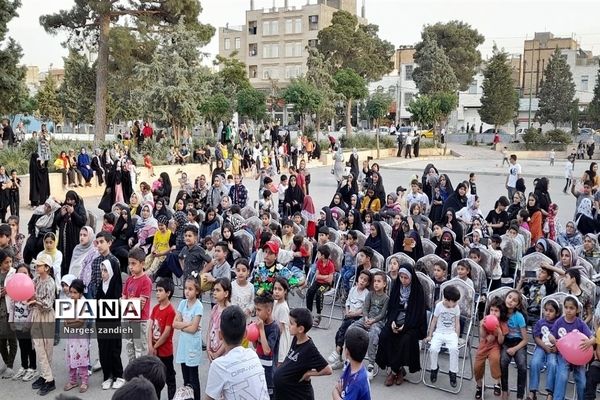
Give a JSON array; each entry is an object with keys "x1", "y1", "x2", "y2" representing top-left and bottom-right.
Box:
[
  {"x1": 273, "y1": 308, "x2": 332, "y2": 400},
  {"x1": 254, "y1": 294, "x2": 280, "y2": 399}
]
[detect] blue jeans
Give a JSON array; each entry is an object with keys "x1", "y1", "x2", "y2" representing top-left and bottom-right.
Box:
[
  {"x1": 553, "y1": 354, "x2": 586, "y2": 400},
  {"x1": 341, "y1": 264, "x2": 355, "y2": 292},
  {"x1": 529, "y1": 346, "x2": 557, "y2": 392}
]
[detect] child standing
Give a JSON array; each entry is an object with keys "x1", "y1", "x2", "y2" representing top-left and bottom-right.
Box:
[
  {"x1": 273, "y1": 308, "x2": 332, "y2": 400},
  {"x1": 145, "y1": 215, "x2": 174, "y2": 277},
  {"x1": 500, "y1": 290, "x2": 528, "y2": 400},
  {"x1": 474, "y1": 297, "x2": 507, "y2": 399},
  {"x1": 207, "y1": 278, "x2": 231, "y2": 362},
  {"x1": 148, "y1": 279, "x2": 176, "y2": 400},
  {"x1": 528, "y1": 299, "x2": 560, "y2": 400},
  {"x1": 123, "y1": 248, "x2": 152, "y2": 361},
  {"x1": 332, "y1": 327, "x2": 371, "y2": 400},
  {"x1": 341, "y1": 230, "x2": 359, "y2": 296},
  {"x1": 143, "y1": 153, "x2": 155, "y2": 177},
  {"x1": 328, "y1": 270, "x2": 371, "y2": 370},
  {"x1": 425, "y1": 285, "x2": 461, "y2": 387},
  {"x1": 63, "y1": 279, "x2": 89, "y2": 393},
  {"x1": 253, "y1": 293, "x2": 280, "y2": 399},
  {"x1": 548, "y1": 296, "x2": 595, "y2": 400},
  {"x1": 306, "y1": 245, "x2": 335, "y2": 327},
  {"x1": 272, "y1": 277, "x2": 291, "y2": 367},
  {"x1": 9, "y1": 264, "x2": 37, "y2": 382},
  {"x1": 231, "y1": 259, "x2": 254, "y2": 317},
  {"x1": 174, "y1": 278, "x2": 203, "y2": 400},
  {"x1": 28, "y1": 254, "x2": 56, "y2": 396},
  {"x1": 351, "y1": 271, "x2": 389, "y2": 380}
]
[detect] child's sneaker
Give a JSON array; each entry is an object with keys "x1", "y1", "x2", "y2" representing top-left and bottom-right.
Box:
[
  {"x1": 367, "y1": 364, "x2": 377, "y2": 380},
  {"x1": 331, "y1": 359, "x2": 344, "y2": 370},
  {"x1": 430, "y1": 367, "x2": 438, "y2": 383},
  {"x1": 313, "y1": 314, "x2": 321, "y2": 327},
  {"x1": 38, "y1": 380, "x2": 55, "y2": 396},
  {"x1": 101, "y1": 379, "x2": 113, "y2": 390},
  {"x1": 327, "y1": 351, "x2": 341, "y2": 364},
  {"x1": 22, "y1": 368, "x2": 36, "y2": 382},
  {"x1": 112, "y1": 377, "x2": 125, "y2": 389},
  {"x1": 449, "y1": 372, "x2": 457, "y2": 388},
  {"x1": 11, "y1": 367, "x2": 25, "y2": 380}
]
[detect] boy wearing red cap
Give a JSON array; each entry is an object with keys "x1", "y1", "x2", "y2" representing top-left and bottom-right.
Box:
[{"x1": 252, "y1": 241, "x2": 292, "y2": 296}]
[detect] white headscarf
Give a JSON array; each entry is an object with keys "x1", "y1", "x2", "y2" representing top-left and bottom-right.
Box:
[
  {"x1": 101, "y1": 259, "x2": 114, "y2": 294},
  {"x1": 69, "y1": 226, "x2": 96, "y2": 277},
  {"x1": 34, "y1": 197, "x2": 61, "y2": 232}
]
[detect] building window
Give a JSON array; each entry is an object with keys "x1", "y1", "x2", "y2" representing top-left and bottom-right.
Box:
[
  {"x1": 295, "y1": 18, "x2": 302, "y2": 33},
  {"x1": 248, "y1": 43, "x2": 257, "y2": 57},
  {"x1": 285, "y1": 42, "x2": 302, "y2": 57},
  {"x1": 234, "y1": 37, "x2": 240, "y2": 49},
  {"x1": 308, "y1": 39, "x2": 318, "y2": 48},
  {"x1": 309, "y1": 15, "x2": 318, "y2": 30},
  {"x1": 404, "y1": 92, "x2": 414, "y2": 105},
  {"x1": 285, "y1": 65, "x2": 302, "y2": 79},
  {"x1": 404, "y1": 65, "x2": 413, "y2": 81},
  {"x1": 248, "y1": 21, "x2": 257, "y2": 35},
  {"x1": 263, "y1": 67, "x2": 279, "y2": 80},
  {"x1": 224, "y1": 38, "x2": 231, "y2": 50},
  {"x1": 263, "y1": 43, "x2": 279, "y2": 59},
  {"x1": 262, "y1": 20, "x2": 278, "y2": 36},
  {"x1": 468, "y1": 80, "x2": 478, "y2": 94},
  {"x1": 582, "y1": 75, "x2": 589, "y2": 91},
  {"x1": 249, "y1": 65, "x2": 257, "y2": 79},
  {"x1": 285, "y1": 19, "x2": 293, "y2": 34}
]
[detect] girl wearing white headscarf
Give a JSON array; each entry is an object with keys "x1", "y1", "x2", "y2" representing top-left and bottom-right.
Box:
[
  {"x1": 332, "y1": 145, "x2": 345, "y2": 185},
  {"x1": 69, "y1": 226, "x2": 96, "y2": 277},
  {"x1": 134, "y1": 203, "x2": 158, "y2": 247}
]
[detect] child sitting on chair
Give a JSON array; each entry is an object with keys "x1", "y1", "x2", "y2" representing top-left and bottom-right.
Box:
[{"x1": 424, "y1": 285, "x2": 461, "y2": 388}]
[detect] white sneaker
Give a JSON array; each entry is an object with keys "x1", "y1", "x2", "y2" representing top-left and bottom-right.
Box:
[
  {"x1": 112, "y1": 377, "x2": 125, "y2": 389},
  {"x1": 327, "y1": 351, "x2": 341, "y2": 364},
  {"x1": 11, "y1": 367, "x2": 25, "y2": 380},
  {"x1": 102, "y1": 379, "x2": 113, "y2": 390},
  {"x1": 22, "y1": 369, "x2": 36, "y2": 382},
  {"x1": 1, "y1": 367, "x2": 14, "y2": 379},
  {"x1": 367, "y1": 364, "x2": 376, "y2": 381},
  {"x1": 331, "y1": 359, "x2": 344, "y2": 370}
]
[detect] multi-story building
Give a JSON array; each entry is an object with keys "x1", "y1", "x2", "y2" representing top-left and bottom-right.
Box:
[{"x1": 218, "y1": 0, "x2": 365, "y2": 123}]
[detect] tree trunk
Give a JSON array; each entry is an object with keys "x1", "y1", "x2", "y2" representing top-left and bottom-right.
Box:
[
  {"x1": 94, "y1": 13, "x2": 110, "y2": 143},
  {"x1": 345, "y1": 98, "x2": 353, "y2": 135},
  {"x1": 376, "y1": 117, "x2": 380, "y2": 159},
  {"x1": 315, "y1": 113, "x2": 321, "y2": 142}
]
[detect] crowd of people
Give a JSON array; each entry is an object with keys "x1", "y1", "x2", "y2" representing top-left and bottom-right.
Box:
[{"x1": 1, "y1": 124, "x2": 600, "y2": 400}]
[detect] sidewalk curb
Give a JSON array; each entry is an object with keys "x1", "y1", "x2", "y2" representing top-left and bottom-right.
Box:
[{"x1": 380, "y1": 164, "x2": 565, "y2": 179}]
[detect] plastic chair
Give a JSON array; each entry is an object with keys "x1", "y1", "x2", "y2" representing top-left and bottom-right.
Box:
[
  {"x1": 355, "y1": 230, "x2": 367, "y2": 249},
  {"x1": 422, "y1": 238, "x2": 437, "y2": 256},
  {"x1": 416, "y1": 254, "x2": 447, "y2": 278},
  {"x1": 240, "y1": 205, "x2": 258, "y2": 219},
  {"x1": 388, "y1": 252, "x2": 416, "y2": 268}
]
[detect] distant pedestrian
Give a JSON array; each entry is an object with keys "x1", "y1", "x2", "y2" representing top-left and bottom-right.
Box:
[
  {"x1": 505, "y1": 154, "x2": 521, "y2": 199},
  {"x1": 405, "y1": 131, "x2": 414, "y2": 159},
  {"x1": 549, "y1": 149, "x2": 555, "y2": 166},
  {"x1": 501, "y1": 147, "x2": 509, "y2": 166},
  {"x1": 587, "y1": 142, "x2": 595, "y2": 160}
]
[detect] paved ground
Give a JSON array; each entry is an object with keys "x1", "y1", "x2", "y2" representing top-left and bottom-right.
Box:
[{"x1": 1, "y1": 144, "x2": 582, "y2": 399}]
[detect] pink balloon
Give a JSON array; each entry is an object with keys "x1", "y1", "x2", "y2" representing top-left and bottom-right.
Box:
[
  {"x1": 483, "y1": 315, "x2": 499, "y2": 332},
  {"x1": 6, "y1": 273, "x2": 35, "y2": 302},
  {"x1": 556, "y1": 330, "x2": 593, "y2": 366},
  {"x1": 246, "y1": 323, "x2": 259, "y2": 342}
]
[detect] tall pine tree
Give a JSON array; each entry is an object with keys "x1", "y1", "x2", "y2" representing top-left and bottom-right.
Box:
[
  {"x1": 536, "y1": 48, "x2": 576, "y2": 128},
  {"x1": 588, "y1": 67, "x2": 600, "y2": 125},
  {"x1": 36, "y1": 73, "x2": 62, "y2": 125},
  {"x1": 0, "y1": 1, "x2": 26, "y2": 116},
  {"x1": 479, "y1": 46, "x2": 518, "y2": 131},
  {"x1": 412, "y1": 33, "x2": 459, "y2": 95}
]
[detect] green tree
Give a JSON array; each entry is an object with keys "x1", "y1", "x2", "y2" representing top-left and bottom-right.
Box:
[
  {"x1": 407, "y1": 92, "x2": 457, "y2": 143},
  {"x1": 36, "y1": 73, "x2": 62, "y2": 125},
  {"x1": 415, "y1": 21, "x2": 485, "y2": 91},
  {"x1": 536, "y1": 48, "x2": 576, "y2": 128},
  {"x1": 40, "y1": 0, "x2": 214, "y2": 142},
  {"x1": 282, "y1": 78, "x2": 323, "y2": 131},
  {"x1": 333, "y1": 69, "x2": 368, "y2": 132},
  {"x1": 135, "y1": 20, "x2": 211, "y2": 144},
  {"x1": 306, "y1": 47, "x2": 336, "y2": 135},
  {"x1": 237, "y1": 87, "x2": 266, "y2": 123},
  {"x1": 59, "y1": 50, "x2": 96, "y2": 127},
  {"x1": 588, "y1": 68, "x2": 600, "y2": 124},
  {"x1": 365, "y1": 93, "x2": 393, "y2": 128},
  {"x1": 413, "y1": 33, "x2": 459, "y2": 95},
  {"x1": 0, "y1": 0, "x2": 26, "y2": 116},
  {"x1": 317, "y1": 11, "x2": 394, "y2": 82},
  {"x1": 407, "y1": 95, "x2": 436, "y2": 130},
  {"x1": 201, "y1": 94, "x2": 232, "y2": 134},
  {"x1": 479, "y1": 46, "x2": 518, "y2": 132}
]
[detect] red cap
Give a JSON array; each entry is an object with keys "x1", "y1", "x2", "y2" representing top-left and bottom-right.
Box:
[{"x1": 262, "y1": 240, "x2": 279, "y2": 255}]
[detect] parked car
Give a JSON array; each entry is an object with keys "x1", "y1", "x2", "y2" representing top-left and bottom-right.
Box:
[
  {"x1": 482, "y1": 128, "x2": 510, "y2": 136},
  {"x1": 394, "y1": 126, "x2": 413, "y2": 136},
  {"x1": 579, "y1": 127, "x2": 595, "y2": 135},
  {"x1": 338, "y1": 126, "x2": 358, "y2": 134},
  {"x1": 418, "y1": 129, "x2": 435, "y2": 138}
]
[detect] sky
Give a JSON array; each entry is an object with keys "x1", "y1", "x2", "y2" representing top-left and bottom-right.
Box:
[{"x1": 8, "y1": 0, "x2": 600, "y2": 70}]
